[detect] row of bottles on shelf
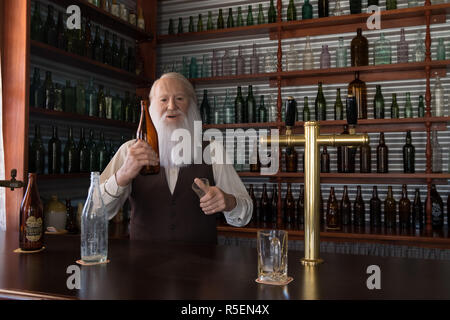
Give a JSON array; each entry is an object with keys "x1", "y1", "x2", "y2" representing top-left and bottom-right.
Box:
[
  {"x1": 248, "y1": 183, "x2": 449, "y2": 231},
  {"x1": 30, "y1": 1, "x2": 144, "y2": 75},
  {"x1": 86, "y1": 0, "x2": 146, "y2": 29},
  {"x1": 268, "y1": 128, "x2": 444, "y2": 174},
  {"x1": 28, "y1": 124, "x2": 131, "y2": 175},
  {"x1": 30, "y1": 68, "x2": 142, "y2": 123},
  {"x1": 167, "y1": 1, "x2": 277, "y2": 35}
]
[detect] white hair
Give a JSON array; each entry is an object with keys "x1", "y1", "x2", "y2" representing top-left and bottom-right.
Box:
[{"x1": 149, "y1": 72, "x2": 198, "y2": 106}]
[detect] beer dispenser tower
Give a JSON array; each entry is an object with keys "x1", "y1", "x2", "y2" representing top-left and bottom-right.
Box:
[{"x1": 260, "y1": 97, "x2": 369, "y2": 266}]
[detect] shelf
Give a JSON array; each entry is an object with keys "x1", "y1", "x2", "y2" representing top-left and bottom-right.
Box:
[
  {"x1": 30, "y1": 107, "x2": 137, "y2": 130},
  {"x1": 190, "y1": 72, "x2": 278, "y2": 86},
  {"x1": 37, "y1": 173, "x2": 90, "y2": 181},
  {"x1": 30, "y1": 40, "x2": 152, "y2": 86},
  {"x1": 270, "y1": 60, "x2": 449, "y2": 87},
  {"x1": 203, "y1": 121, "x2": 280, "y2": 130},
  {"x1": 47, "y1": 0, "x2": 152, "y2": 41},
  {"x1": 157, "y1": 22, "x2": 278, "y2": 44},
  {"x1": 217, "y1": 223, "x2": 450, "y2": 249},
  {"x1": 270, "y1": 4, "x2": 450, "y2": 39}
]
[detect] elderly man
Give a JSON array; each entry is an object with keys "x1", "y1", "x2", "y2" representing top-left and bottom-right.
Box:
[{"x1": 100, "y1": 72, "x2": 253, "y2": 244}]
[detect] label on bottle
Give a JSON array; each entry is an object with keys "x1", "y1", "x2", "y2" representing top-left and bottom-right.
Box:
[
  {"x1": 111, "y1": 4, "x2": 120, "y2": 17},
  {"x1": 431, "y1": 202, "x2": 442, "y2": 222},
  {"x1": 25, "y1": 216, "x2": 43, "y2": 242},
  {"x1": 138, "y1": 19, "x2": 145, "y2": 30}
]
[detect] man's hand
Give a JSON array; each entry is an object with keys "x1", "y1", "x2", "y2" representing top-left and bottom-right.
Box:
[
  {"x1": 116, "y1": 140, "x2": 159, "y2": 186},
  {"x1": 194, "y1": 178, "x2": 237, "y2": 215}
]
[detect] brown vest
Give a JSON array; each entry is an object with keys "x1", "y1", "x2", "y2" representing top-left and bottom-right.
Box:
[{"x1": 129, "y1": 163, "x2": 218, "y2": 244}]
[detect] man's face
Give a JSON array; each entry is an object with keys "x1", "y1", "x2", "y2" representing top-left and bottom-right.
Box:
[{"x1": 151, "y1": 78, "x2": 190, "y2": 126}]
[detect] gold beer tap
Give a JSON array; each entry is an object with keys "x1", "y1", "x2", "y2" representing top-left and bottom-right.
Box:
[{"x1": 260, "y1": 96, "x2": 369, "y2": 266}]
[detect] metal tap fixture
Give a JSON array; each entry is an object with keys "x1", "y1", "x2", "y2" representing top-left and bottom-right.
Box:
[
  {"x1": 0, "y1": 169, "x2": 25, "y2": 191},
  {"x1": 260, "y1": 96, "x2": 369, "y2": 266}
]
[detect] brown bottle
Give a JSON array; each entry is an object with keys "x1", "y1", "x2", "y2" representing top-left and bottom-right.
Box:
[
  {"x1": 341, "y1": 186, "x2": 352, "y2": 225},
  {"x1": 19, "y1": 173, "x2": 44, "y2": 251},
  {"x1": 384, "y1": 186, "x2": 397, "y2": 229},
  {"x1": 412, "y1": 188, "x2": 424, "y2": 229},
  {"x1": 369, "y1": 186, "x2": 381, "y2": 228},
  {"x1": 296, "y1": 184, "x2": 305, "y2": 226},
  {"x1": 353, "y1": 185, "x2": 365, "y2": 227},
  {"x1": 376, "y1": 132, "x2": 388, "y2": 173},
  {"x1": 285, "y1": 147, "x2": 298, "y2": 172},
  {"x1": 399, "y1": 184, "x2": 411, "y2": 230},
  {"x1": 270, "y1": 184, "x2": 278, "y2": 225},
  {"x1": 284, "y1": 183, "x2": 296, "y2": 227},
  {"x1": 249, "y1": 184, "x2": 258, "y2": 224},
  {"x1": 337, "y1": 125, "x2": 355, "y2": 173},
  {"x1": 326, "y1": 187, "x2": 340, "y2": 230},
  {"x1": 351, "y1": 28, "x2": 369, "y2": 66},
  {"x1": 348, "y1": 71, "x2": 367, "y2": 119},
  {"x1": 137, "y1": 100, "x2": 160, "y2": 174},
  {"x1": 359, "y1": 136, "x2": 371, "y2": 173},
  {"x1": 320, "y1": 146, "x2": 330, "y2": 173},
  {"x1": 259, "y1": 184, "x2": 270, "y2": 223},
  {"x1": 250, "y1": 141, "x2": 261, "y2": 172},
  {"x1": 320, "y1": 190, "x2": 325, "y2": 227}
]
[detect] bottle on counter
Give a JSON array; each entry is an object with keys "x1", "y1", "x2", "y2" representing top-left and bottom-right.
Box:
[
  {"x1": 64, "y1": 127, "x2": 80, "y2": 174},
  {"x1": 341, "y1": 186, "x2": 352, "y2": 225},
  {"x1": 404, "y1": 93, "x2": 413, "y2": 118},
  {"x1": 346, "y1": 94, "x2": 357, "y2": 125},
  {"x1": 189, "y1": 16, "x2": 195, "y2": 32},
  {"x1": 29, "y1": 124, "x2": 45, "y2": 175},
  {"x1": 224, "y1": 89, "x2": 234, "y2": 124},
  {"x1": 177, "y1": 17, "x2": 184, "y2": 34},
  {"x1": 370, "y1": 186, "x2": 382, "y2": 228},
  {"x1": 390, "y1": 93, "x2": 399, "y2": 119},
  {"x1": 48, "y1": 126, "x2": 61, "y2": 174},
  {"x1": 236, "y1": 45, "x2": 246, "y2": 75},
  {"x1": 315, "y1": 82, "x2": 327, "y2": 121},
  {"x1": 97, "y1": 85, "x2": 106, "y2": 119},
  {"x1": 384, "y1": 186, "x2": 397, "y2": 229},
  {"x1": 137, "y1": 100, "x2": 160, "y2": 175},
  {"x1": 81, "y1": 172, "x2": 108, "y2": 264},
  {"x1": 257, "y1": 4, "x2": 265, "y2": 24},
  {"x1": 337, "y1": 125, "x2": 355, "y2": 173},
  {"x1": 403, "y1": 130, "x2": 415, "y2": 173},
  {"x1": 119, "y1": 39, "x2": 128, "y2": 71},
  {"x1": 351, "y1": 28, "x2": 368, "y2": 67},
  {"x1": 236, "y1": 7, "x2": 244, "y2": 27},
  {"x1": 19, "y1": 173, "x2": 44, "y2": 251},
  {"x1": 168, "y1": 18, "x2": 174, "y2": 35},
  {"x1": 437, "y1": 38, "x2": 446, "y2": 61},
  {"x1": 376, "y1": 132, "x2": 388, "y2": 173},
  {"x1": 286, "y1": 43, "x2": 299, "y2": 71},
  {"x1": 432, "y1": 74, "x2": 445, "y2": 117},
  {"x1": 326, "y1": 187, "x2": 340, "y2": 230},
  {"x1": 216, "y1": 9, "x2": 224, "y2": 29},
  {"x1": 222, "y1": 49, "x2": 232, "y2": 76},
  {"x1": 399, "y1": 184, "x2": 411, "y2": 230},
  {"x1": 226, "y1": 8, "x2": 235, "y2": 28},
  {"x1": 92, "y1": 26, "x2": 103, "y2": 62},
  {"x1": 112, "y1": 94, "x2": 123, "y2": 121}
]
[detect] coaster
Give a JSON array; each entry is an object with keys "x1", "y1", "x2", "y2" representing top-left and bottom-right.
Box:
[
  {"x1": 14, "y1": 246, "x2": 46, "y2": 254},
  {"x1": 255, "y1": 276, "x2": 293, "y2": 286},
  {"x1": 76, "y1": 259, "x2": 110, "y2": 266}
]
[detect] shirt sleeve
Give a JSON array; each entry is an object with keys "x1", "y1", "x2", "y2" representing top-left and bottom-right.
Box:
[{"x1": 100, "y1": 140, "x2": 134, "y2": 220}]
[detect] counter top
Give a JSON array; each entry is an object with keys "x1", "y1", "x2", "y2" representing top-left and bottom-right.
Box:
[{"x1": 1, "y1": 230, "x2": 450, "y2": 300}]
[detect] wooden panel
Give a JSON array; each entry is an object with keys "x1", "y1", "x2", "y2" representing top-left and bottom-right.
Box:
[
  {"x1": 137, "y1": 0, "x2": 157, "y2": 83},
  {"x1": 2, "y1": 0, "x2": 29, "y2": 231}
]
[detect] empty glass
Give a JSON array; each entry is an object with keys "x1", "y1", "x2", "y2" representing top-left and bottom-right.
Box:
[{"x1": 257, "y1": 230, "x2": 288, "y2": 283}]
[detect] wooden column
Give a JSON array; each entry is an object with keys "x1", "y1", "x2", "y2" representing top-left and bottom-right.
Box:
[
  {"x1": 2, "y1": 0, "x2": 29, "y2": 232},
  {"x1": 424, "y1": 2, "x2": 432, "y2": 233}
]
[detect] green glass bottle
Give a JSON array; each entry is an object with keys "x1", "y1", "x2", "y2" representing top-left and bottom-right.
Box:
[
  {"x1": 75, "y1": 80, "x2": 86, "y2": 115},
  {"x1": 98, "y1": 85, "x2": 106, "y2": 118},
  {"x1": 302, "y1": 0, "x2": 313, "y2": 20},
  {"x1": 87, "y1": 130, "x2": 99, "y2": 172},
  {"x1": 334, "y1": 88, "x2": 344, "y2": 120},
  {"x1": 386, "y1": 0, "x2": 397, "y2": 10},
  {"x1": 168, "y1": 18, "x2": 174, "y2": 35},
  {"x1": 43, "y1": 5, "x2": 58, "y2": 47},
  {"x1": 197, "y1": 14, "x2": 204, "y2": 32},
  {"x1": 105, "y1": 89, "x2": 113, "y2": 120},
  {"x1": 207, "y1": 11, "x2": 214, "y2": 30},
  {"x1": 303, "y1": 97, "x2": 311, "y2": 121},
  {"x1": 247, "y1": 5, "x2": 254, "y2": 26},
  {"x1": 404, "y1": 92, "x2": 413, "y2": 118},
  {"x1": 124, "y1": 92, "x2": 132, "y2": 122},
  {"x1": 98, "y1": 131, "x2": 109, "y2": 171},
  {"x1": 111, "y1": 34, "x2": 120, "y2": 68},
  {"x1": 373, "y1": 85, "x2": 385, "y2": 119},
  {"x1": 31, "y1": 1, "x2": 44, "y2": 42},
  {"x1": 257, "y1": 95, "x2": 268, "y2": 123},
  {"x1": 217, "y1": 9, "x2": 224, "y2": 29},
  {"x1": 287, "y1": 0, "x2": 297, "y2": 21},
  {"x1": 418, "y1": 95, "x2": 425, "y2": 118},
  {"x1": 391, "y1": 93, "x2": 399, "y2": 119},
  {"x1": 30, "y1": 68, "x2": 44, "y2": 108},
  {"x1": 315, "y1": 82, "x2": 327, "y2": 121},
  {"x1": 64, "y1": 127, "x2": 80, "y2": 174},
  {"x1": 437, "y1": 38, "x2": 446, "y2": 61},
  {"x1": 63, "y1": 80, "x2": 76, "y2": 113},
  {"x1": 235, "y1": 86, "x2": 246, "y2": 123},
  {"x1": 29, "y1": 124, "x2": 45, "y2": 174},
  {"x1": 189, "y1": 16, "x2": 195, "y2": 32},
  {"x1": 403, "y1": 130, "x2": 415, "y2": 173},
  {"x1": 257, "y1": 4, "x2": 265, "y2": 24},
  {"x1": 113, "y1": 94, "x2": 123, "y2": 121},
  {"x1": 86, "y1": 77, "x2": 98, "y2": 117},
  {"x1": 224, "y1": 89, "x2": 235, "y2": 124},
  {"x1": 247, "y1": 85, "x2": 257, "y2": 123},
  {"x1": 268, "y1": 0, "x2": 277, "y2": 23},
  {"x1": 78, "y1": 128, "x2": 89, "y2": 173},
  {"x1": 92, "y1": 26, "x2": 103, "y2": 62},
  {"x1": 48, "y1": 126, "x2": 61, "y2": 174},
  {"x1": 177, "y1": 17, "x2": 184, "y2": 34},
  {"x1": 200, "y1": 90, "x2": 211, "y2": 124},
  {"x1": 227, "y1": 8, "x2": 235, "y2": 28},
  {"x1": 236, "y1": 7, "x2": 244, "y2": 27},
  {"x1": 103, "y1": 30, "x2": 112, "y2": 65},
  {"x1": 54, "y1": 84, "x2": 63, "y2": 112},
  {"x1": 43, "y1": 71, "x2": 55, "y2": 110}
]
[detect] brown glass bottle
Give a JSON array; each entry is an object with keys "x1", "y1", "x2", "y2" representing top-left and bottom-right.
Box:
[
  {"x1": 284, "y1": 183, "x2": 296, "y2": 227},
  {"x1": 320, "y1": 146, "x2": 330, "y2": 173},
  {"x1": 249, "y1": 184, "x2": 258, "y2": 224},
  {"x1": 320, "y1": 191, "x2": 325, "y2": 227},
  {"x1": 403, "y1": 130, "x2": 415, "y2": 173},
  {"x1": 250, "y1": 148, "x2": 261, "y2": 173},
  {"x1": 369, "y1": 186, "x2": 382, "y2": 228},
  {"x1": 353, "y1": 185, "x2": 365, "y2": 227},
  {"x1": 326, "y1": 187, "x2": 340, "y2": 230},
  {"x1": 348, "y1": 71, "x2": 367, "y2": 119},
  {"x1": 137, "y1": 100, "x2": 160, "y2": 175},
  {"x1": 270, "y1": 184, "x2": 278, "y2": 225},
  {"x1": 341, "y1": 186, "x2": 352, "y2": 225},
  {"x1": 19, "y1": 174, "x2": 44, "y2": 251},
  {"x1": 376, "y1": 132, "x2": 388, "y2": 173},
  {"x1": 412, "y1": 188, "x2": 424, "y2": 229},
  {"x1": 260, "y1": 184, "x2": 270, "y2": 223},
  {"x1": 425, "y1": 184, "x2": 444, "y2": 230},
  {"x1": 384, "y1": 186, "x2": 397, "y2": 229},
  {"x1": 398, "y1": 184, "x2": 411, "y2": 230},
  {"x1": 337, "y1": 125, "x2": 355, "y2": 173},
  {"x1": 359, "y1": 137, "x2": 371, "y2": 173},
  {"x1": 285, "y1": 147, "x2": 298, "y2": 172},
  {"x1": 351, "y1": 28, "x2": 369, "y2": 66},
  {"x1": 296, "y1": 184, "x2": 304, "y2": 226}
]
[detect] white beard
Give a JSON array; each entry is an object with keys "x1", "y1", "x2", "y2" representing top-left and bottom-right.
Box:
[{"x1": 150, "y1": 101, "x2": 201, "y2": 169}]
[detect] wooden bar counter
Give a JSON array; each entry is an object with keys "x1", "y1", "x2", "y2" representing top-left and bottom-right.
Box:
[{"x1": 1, "y1": 230, "x2": 450, "y2": 300}]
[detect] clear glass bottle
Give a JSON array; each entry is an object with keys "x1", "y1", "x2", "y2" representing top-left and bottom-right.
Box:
[
  {"x1": 437, "y1": 38, "x2": 446, "y2": 61},
  {"x1": 397, "y1": 28, "x2": 409, "y2": 64},
  {"x1": 374, "y1": 33, "x2": 392, "y2": 65},
  {"x1": 432, "y1": 130, "x2": 442, "y2": 173},
  {"x1": 81, "y1": 172, "x2": 108, "y2": 264},
  {"x1": 224, "y1": 89, "x2": 234, "y2": 124},
  {"x1": 404, "y1": 92, "x2": 413, "y2": 118},
  {"x1": 414, "y1": 31, "x2": 425, "y2": 62},
  {"x1": 201, "y1": 54, "x2": 209, "y2": 78},
  {"x1": 212, "y1": 96, "x2": 220, "y2": 125},
  {"x1": 264, "y1": 50, "x2": 277, "y2": 73},
  {"x1": 336, "y1": 37, "x2": 347, "y2": 68},
  {"x1": 211, "y1": 49, "x2": 220, "y2": 77},
  {"x1": 432, "y1": 73, "x2": 445, "y2": 117},
  {"x1": 222, "y1": 49, "x2": 232, "y2": 76},
  {"x1": 303, "y1": 36, "x2": 314, "y2": 70},
  {"x1": 236, "y1": 45, "x2": 246, "y2": 75},
  {"x1": 332, "y1": 0, "x2": 344, "y2": 16},
  {"x1": 269, "y1": 94, "x2": 278, "y2": 122},
  {"x1": 286, "y1": 43, "x2": 298, "y2": 71},
  {"x1": 320, "y1": 45, "x2": 331, "y2": 69},
  {"x1": 250, "y1": 43, "x2": 259, "y2": 74}
]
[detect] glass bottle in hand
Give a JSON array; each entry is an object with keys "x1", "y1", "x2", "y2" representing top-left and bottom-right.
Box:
[{"x1": 137, "y1": 100, "x2": 160, "y2": 175}]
